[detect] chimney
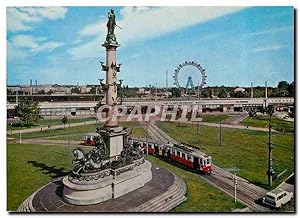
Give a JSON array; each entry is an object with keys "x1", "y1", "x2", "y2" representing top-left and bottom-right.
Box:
[
  {"x1": 265, "y1": 81, "x2": 268, "y2": 99},
  {"x1": 251, "y1": 82, "x2": 253, "y2": 98}
]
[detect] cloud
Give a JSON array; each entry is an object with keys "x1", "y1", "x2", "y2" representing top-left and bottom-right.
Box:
[
  {"x1": 7, "y1": 40, "x2": 28, "y2": 61},
  {"x1": 11, "y1": 34, "x2": 39, "y2": 49},
  {"x1": 7, "y1": 34, "x2": 64, "y2": 60},
  {"x1": 69, "y1": 6, "x2": 246, "y2": 60},
  {"x1": 7, "y1": 7, "x2": 68, "y2": 32},
  {"x1": 31, "y1": 41, "x2": 64, "y2": 54},
  {"x1": 249, "y1": 44, "x2": 287, "y2": 53},
  {"x1": 248, "y1": 26, "x2": 293, "y2": 37}
]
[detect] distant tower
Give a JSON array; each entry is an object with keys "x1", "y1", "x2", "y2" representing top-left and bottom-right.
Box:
[
  {"x1": 30, "y1": 79, "x2": 33, "y2": 95},
  {"x1": 251, "y1": 82, "x2": 253, "y2": 98},
  {"x1": 265, "y1": 81, "x2": 268, "y2": 99},
  {"x1": 166, "y1": 70, "x2": 168, "y2": 89}
]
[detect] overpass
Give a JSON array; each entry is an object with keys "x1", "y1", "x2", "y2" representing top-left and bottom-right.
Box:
[{"x1": 7, "y1": 97, "x2": 294, "y2": 117}]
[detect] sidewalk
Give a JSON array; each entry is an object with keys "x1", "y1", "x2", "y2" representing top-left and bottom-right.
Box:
[
  {"x1": 177, "y1": 120, "x2": 276, "y2": 132},
  {"x1": 9, "y1": 120, "x2": 98, "y2": 135}
]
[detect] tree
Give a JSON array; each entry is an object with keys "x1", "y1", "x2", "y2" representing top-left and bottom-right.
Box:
[
  {"x1": 277, "y1": 81, "x2": 289, "y2": 90},
  {"x1": 71, "y1": 87, "x2": 81, "y2": 94},
  {"x1": 61, "y1": 115, "x2": 68, "y2": 129},
  {"x1": 217, "y1": 87, "x2": 227, "y2": 98},
  {"x1": 171, "y1": 87, "x2": 181, "y2": 98},
  {"x1": 15, "y1": 98, "x2": 41, "y2": 126},
  {"x1": 287, "y1": 82, "x2": 294, "y2": 97}
]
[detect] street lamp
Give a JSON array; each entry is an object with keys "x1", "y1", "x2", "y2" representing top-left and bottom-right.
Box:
[
  {"x1": 10, "y1": 122, "x2": 13, "y2": 136},
  {"x1": 248, "y1": 102, "x2": 275, "y2": 187},
  {"x1": 219, "y1": 116, "x2": 222, "y2": 146},
  {"x1": 265, "y1": 104, "x2": 275, "y2": 186}
]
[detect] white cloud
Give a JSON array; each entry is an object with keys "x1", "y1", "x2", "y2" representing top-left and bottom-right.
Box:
[
  {"x1": 79, "y1": 20, "x2": 106, "y2": 37},
  {"x1": 69, "y1": 6, "x2": 246, "y2": 60},
  {"x1": 7, "y1": 40, "x2": 28, "y2": 61},
  {"x1": 7, "y1": 7, "x2": 68, "y2": 32},
  {"x1": 249, "y1": 45, "x2": 287, "y2": 53},
  {"x1": 248, "y1": 26, "x2": 293, "y2": 37},
  {"x1": 31, "y1": 41, "x2": 64, "y2": 54},
  {"x1": 68, "y1": 36, "x2": 103, "y2": 60},
  {"x1": 11, "y1": 34, "x2": 39, "y2": 49},
  {"x1": 7, "y1": 34, "x2": 64, "y2": 61}
]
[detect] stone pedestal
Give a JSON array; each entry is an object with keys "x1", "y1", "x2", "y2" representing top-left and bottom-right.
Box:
[
  {"x1": 62, "y1": 159, "x2": 152, "y2": 206},
  {"x1": 98, "y1": 126, "x2": 126, "y2": 160},
  {"x1": 112, "y1": 160, "x2": 152, "y2": 198},
  {"x1": 63, "y1": 169, "x2": 113, "y2": 205}
]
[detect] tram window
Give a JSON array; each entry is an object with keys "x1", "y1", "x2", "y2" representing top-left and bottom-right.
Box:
[
  {"x1": 200, "y1": 158, "x2": 203, "y2": 165},
  {"x1": 172, "y1": 149, "x2": 175, "y2": 154},
  {"x1": 187, "y1": 155, "x2": 191, "y2": 161},
  {"x1": 176, "y1": 151, "x2": 181, "y2": 157},
  {"x1": 207, "y1": 159, "x2": 210, "y2": 164},
  {"x1": 182, "y1": 153, "x2": 186, "y2": 159}
]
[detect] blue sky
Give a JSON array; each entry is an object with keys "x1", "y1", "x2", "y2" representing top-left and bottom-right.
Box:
[{"x1": 6, "y1": 6, "x2": 294, "y2": 87}]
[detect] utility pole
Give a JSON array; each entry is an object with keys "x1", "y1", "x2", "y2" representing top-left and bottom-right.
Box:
[
  {"x1": 267, "y1": 105, "x2": 274, "y2": 186},
  {"x1": 251, "y1": 82, "x2": 253, "y2": 98},
  {"x1": 145, "y1": 122, "x2": 149, "y2": 160},
  {"x1": 219, "y1": 116, "x2": 222, "y2": 146},
  {"x1": 10, "y1": 123, "x2": 12, "y2": 136},
  {"x1": 233, "y1": 173, "x2": 237, "y2": 203},
  {"x1": 19, "y1": 131, "x2": 22, "y2": 144},
  {"x1": 166, "y1": 70, "x2": 168, "y2": 89},
  {"x1": 68, "y1": 123, "x2": 71, "y2": 156},
  {"x1": 265, "y1": 81, "x2": 268, "y2": 99},
  {"x1": 49, "y1": 111, "x2": 52, "y2": 130}
]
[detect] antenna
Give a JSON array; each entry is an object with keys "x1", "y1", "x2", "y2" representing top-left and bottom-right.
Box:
[{"x1": 166, "y1": 70, "x2": 168, "y2": 89}]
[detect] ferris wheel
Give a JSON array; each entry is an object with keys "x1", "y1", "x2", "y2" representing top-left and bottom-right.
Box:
[{"x1": 173, "y1": 61, "x2": 207, "y2": 95}]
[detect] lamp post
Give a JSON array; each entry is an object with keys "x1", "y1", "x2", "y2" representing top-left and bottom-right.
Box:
[
  {"x1": 10, "y1": 123, "x2": 13, "y2": 136},
  {"x1": 266, "y1": 104, "x2": 275, "y2": 186},
  {"x1": 233, "y1": 173, "x2": 237, "y2": 203},
  {"x1": 219, "y1": 116, "x2": 222, "y2": 146},
  {"x1": 68, "y1": 123, "x2": 71, "y2": 156},
  {"x1": 248, "y1": 102, "x2": 274, "y2": 187},
  {"x1": 145, "y1": 122, "x2": 149, "y2": 160}
]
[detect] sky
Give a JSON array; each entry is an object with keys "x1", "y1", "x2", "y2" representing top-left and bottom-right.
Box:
[{"x1": 6, "y1": 6, "x2": 294, "y2": 88}]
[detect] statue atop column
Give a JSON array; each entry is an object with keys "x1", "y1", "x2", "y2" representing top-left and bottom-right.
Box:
[
  {"x1": 107, "y1": 9, "x2": 116, "y2": 35},
  {"x1": 104, "y1": 9, "x2": 119, "y2": 45}
]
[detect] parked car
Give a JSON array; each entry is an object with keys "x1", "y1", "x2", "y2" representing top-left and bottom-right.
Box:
[{"x1": 262, "y1": 189, "x2": 293, "y2": 208}]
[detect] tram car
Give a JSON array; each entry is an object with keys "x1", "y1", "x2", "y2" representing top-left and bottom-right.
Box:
[
  {"x1": 83, "y1": 133, "x2": 99, "y2": 146},
  {"x1": 131, "y1": 138, "x2": 212, "y2": 174}
]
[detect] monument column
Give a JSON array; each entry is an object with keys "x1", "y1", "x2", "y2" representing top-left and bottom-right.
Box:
[
  {"x1": 100, "y1": 9, "x2": 124, "y2": 159},
  {"x1": 103, "y1": 45, "x2": 120, "y2": 127}
]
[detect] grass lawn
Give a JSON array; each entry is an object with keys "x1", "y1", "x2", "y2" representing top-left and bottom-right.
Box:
[
  {"x1": 11, "y1": 121, "x2": 149, "y2": 140},
  {"x1": 7, "y1": 143, "x2": 92, "y2": 211},
  {"x1": 7, "y1": 117, "x2": 96, "y2": 131},
  {"x1": 7, "y1": 142, "x2": 244, "y2": 212},
  {"x1": 148, "y1": 156, "x2": 244, "y2": 212},
  {"x1": 201, "y1": 114, "x2": 232, "y2": 123},
  {"x1": 241, "y1": 115, "x2": 294, "y2": 133},
  {"x1": 157, "y1": 121, "x2": 294, "y2": 189}
]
